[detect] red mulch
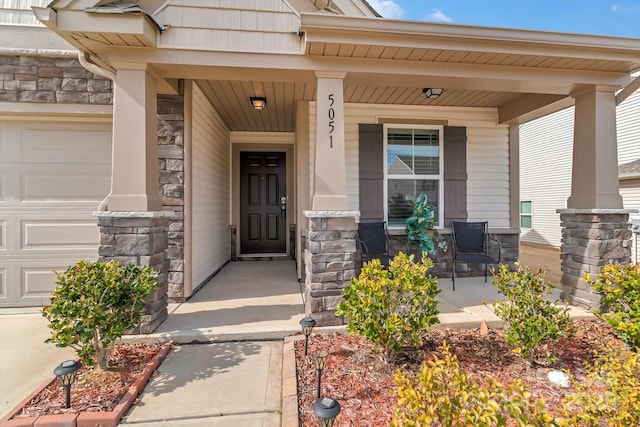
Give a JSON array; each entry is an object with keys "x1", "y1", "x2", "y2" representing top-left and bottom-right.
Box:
[
  {"x1": 296, "y1": 319, "x2": 625, "y2": 426},
  {"x1": 13, "y1": 342, "x2": 165, "y2": 418}
]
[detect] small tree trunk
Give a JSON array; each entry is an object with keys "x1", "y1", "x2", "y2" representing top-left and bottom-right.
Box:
[{"x1": 93, "y1": 328, "x2": 108, "y2": 370}]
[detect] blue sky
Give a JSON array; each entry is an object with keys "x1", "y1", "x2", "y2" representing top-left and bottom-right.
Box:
[{"x1": 366, "y1": 1, "x2": 640, "y2": 38}]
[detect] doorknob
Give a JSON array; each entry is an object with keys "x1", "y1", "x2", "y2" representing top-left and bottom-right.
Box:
[{"x1": 280, "y1": 196, "x2": 287, "y2": 218}]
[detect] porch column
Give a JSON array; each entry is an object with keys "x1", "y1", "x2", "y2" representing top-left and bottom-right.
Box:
[
  {"x1": 104, "y1": 65, "x2": 163, "y2": 211},
  {"x1": 312, "y1": 71, "x2": 348, "y2": 210},
  {"x1": 304, "y1": 211, "x2": 359, "y2": 326},
  {"x1": 558, "y1": 85, "x2": 635, "y2": 309},
  {"x1": 95, "y1": 65, "x2": 169, "y2": 333}
]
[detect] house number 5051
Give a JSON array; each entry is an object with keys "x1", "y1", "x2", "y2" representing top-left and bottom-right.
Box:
[{"x1": 328, "y1": 93, "x2": 335, "y2": 148}]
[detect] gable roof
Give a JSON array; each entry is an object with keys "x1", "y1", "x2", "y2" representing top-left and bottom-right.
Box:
[{"x1": 619, "y1": 159, "x2": 640, "y2": 180}]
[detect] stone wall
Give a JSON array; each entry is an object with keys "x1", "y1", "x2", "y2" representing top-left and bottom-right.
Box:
[
  {"x1": 157, "y1": 94, "x2": 186, "y2": 300},
  {"x1": 0, "y1": 55, "x2": 112, "y2": 104},
  {"x1": 304, "y1": 213, "x2": 358, "y2": 326},
  {"x1": 559, "y1": 209, "x2": 633, "y2": 309}
]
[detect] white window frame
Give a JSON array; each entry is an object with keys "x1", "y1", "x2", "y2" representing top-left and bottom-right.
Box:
[
  {"x1": 520, "y1": 200, "x2": 532, "y2": 229},
  {"x1": 383, "y1": 124, "x2": 445, "y2": 230}
]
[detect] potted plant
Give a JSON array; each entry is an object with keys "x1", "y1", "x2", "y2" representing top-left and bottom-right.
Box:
[{"x1": 404, "y1": 192, "x2": 447, "y2": 258}]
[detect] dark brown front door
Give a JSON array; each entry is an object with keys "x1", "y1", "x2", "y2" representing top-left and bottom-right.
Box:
[{"x1": 240, "y1": 152, "x2": 287, "y2": 254}]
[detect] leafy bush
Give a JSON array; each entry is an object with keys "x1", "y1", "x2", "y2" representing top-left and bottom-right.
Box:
[
  {"x1": 561, "y1": 344, "x2": 640, "y2": 426},
  {"x1": 404, "y1": 192, "x2": 447, "y2": 255},
  {"x1": 43, "y1": 260, "x2": 159, "y2": 369},
  {"x1": 586, "y1": 263, "x2": 640, "y2": 349},
  {"x1": 492, "y1": 263, "x2": 575, "y2": 365},
  {"x1": 335, "y1": 252, "x2": 440, "y2": 362},
  {"x1": 392, "y1": 342, "x2": 557, "y2": 426}
]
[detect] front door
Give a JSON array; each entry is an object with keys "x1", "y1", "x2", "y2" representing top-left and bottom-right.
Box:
[{"x1": 240, "y1": 152, "x2": 287, "y2": 254}]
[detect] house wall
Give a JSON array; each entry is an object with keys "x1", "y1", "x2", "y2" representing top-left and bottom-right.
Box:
[
  {"x1": 0, "y1": 0, "x2": 49, "y2": 25},
  {"x1": 307, "y1": 102, "x2": 512, "y2": 228},
  {"x1": 155, "y1": 0, "x2": 304, "y2": 53},
  {"x1": 520, "y1": 89, "x2": 640, "y2": 249},
  {"x1": 190, "y1": 82, "x2": 231, "y2": 290}
]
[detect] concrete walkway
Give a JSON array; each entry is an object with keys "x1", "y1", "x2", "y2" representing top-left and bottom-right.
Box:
[{"x1": 0, "y1": 260, "x2": 595, "y2": 426}]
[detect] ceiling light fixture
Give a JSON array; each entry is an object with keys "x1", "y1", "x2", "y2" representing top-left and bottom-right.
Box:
[
  {"x1": 423, "y1": 88, "x2": 444, "y2": 99},
  {"x1": 250, "y1": 97, "x2": 267, "y2": 110}
]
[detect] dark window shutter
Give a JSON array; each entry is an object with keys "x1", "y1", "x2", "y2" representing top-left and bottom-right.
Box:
[
  {"x1": 443, "y1": 126, "x2": 467, "y2": 226},
  {"x1": 359, "y1": 124, "x2": 384, "y2": 221}
]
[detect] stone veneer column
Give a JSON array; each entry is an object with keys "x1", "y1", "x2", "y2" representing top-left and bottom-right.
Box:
[
  {"x1": 95, "y1": 211, "x2": 172, "y2": 333},
  {"x1": 557, "y1": 208, "x2": 636, "y2": 309},
  {"x1": 304, "y1": 210, "x2": 359, "y2": 326}
]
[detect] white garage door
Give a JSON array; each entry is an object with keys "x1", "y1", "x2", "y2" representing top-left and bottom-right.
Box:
[{"x1": 0, "y1": 119, "x2": 111, "y2": 307}]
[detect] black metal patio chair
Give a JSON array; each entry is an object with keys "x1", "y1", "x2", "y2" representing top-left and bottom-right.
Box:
[
  {"x1": 451, "y1": 221, "x2": 501, "y2": 291},
  {"x1": 356, "y1": 221, "x2": 408, "y2": 268}
]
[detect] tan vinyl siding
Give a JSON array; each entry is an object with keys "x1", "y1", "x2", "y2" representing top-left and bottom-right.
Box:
[
  {"x1": 309, "y1": 103, "x2": 510, "y2": 226},
  {"x1": 0, "y1": 0, "x2": 49, "y2": 26},
  {"x1": 156, "y1": 1, "x2": 303, "y2": 53},
  {"x1": 617, "y1": 89, "x2": 640, "y2": 165},
  {"x1": 520, "y1": 107, "x2": 573, "y2": 247},
  {"x1": 191, "y1": 83, "x2": 230, "y2": 288}
]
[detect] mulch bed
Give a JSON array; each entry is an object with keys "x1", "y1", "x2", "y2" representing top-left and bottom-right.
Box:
[
  {"x1": 296, "y1": 319, "x2": 625, "y2": 426},
  {"x1": 11, "y1": 342, "x2": 166, "y2": 418}
]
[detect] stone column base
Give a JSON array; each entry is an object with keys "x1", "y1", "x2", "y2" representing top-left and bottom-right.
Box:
[
  {"x1": 94, "y1": 211, "x2": 172, "y2": 333},
  {"x1": 304, "y1": 210, "x2": 359, "y2": 326},
  {"x1": 558, "y1": 208, "x2": 635, "y2": 310}
]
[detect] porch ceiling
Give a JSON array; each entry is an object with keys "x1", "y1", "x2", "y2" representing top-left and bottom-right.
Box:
[{"x1": 196, "y1": 78, "x2": 525, "y2": 132}]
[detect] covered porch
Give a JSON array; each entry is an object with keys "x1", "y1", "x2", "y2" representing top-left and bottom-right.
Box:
[{"x1": 34, "y1": 1, "x2": 639, "y2": 329}]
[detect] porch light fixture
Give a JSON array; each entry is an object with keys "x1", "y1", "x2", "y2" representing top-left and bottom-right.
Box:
[
  {"x1": 53, "y1": 360, "x2": 82, "y2": 409},
  {"x1": 300, "y1": 316, "x2": 316, "y2": 356},
  {"x1": 249, "y1": 96, "x2": 267, "y2": 110},
  {"x1": 423, "y1": 87, "x2": 444, "y2": 99},
  {"x1": 313, "y1": 350, "x2": 328, "y2": 398},
  {"x1": 313, "y1": 396, "x2": 341, "y2": 427}
]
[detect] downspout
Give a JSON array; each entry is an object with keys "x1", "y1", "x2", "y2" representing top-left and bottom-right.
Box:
[{"x1": 77, "y1": 51, "x2": 116, "y2": 210}]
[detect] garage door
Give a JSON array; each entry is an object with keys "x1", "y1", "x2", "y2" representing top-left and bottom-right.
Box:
[{"x1": 0, "y1": 119, "x2": 111, "y2": 307}]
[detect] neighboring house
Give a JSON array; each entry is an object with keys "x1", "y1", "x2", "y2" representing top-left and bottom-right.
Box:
[
  {"x1": 1, "y1": 0, "x2": 638, "y2": 327},
  {"x1": 520, "y1": 86, "x2": 640, "y2": 262}
]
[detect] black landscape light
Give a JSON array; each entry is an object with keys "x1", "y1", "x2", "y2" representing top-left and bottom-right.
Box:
[
  {"x1": 54, "y1": 360, "x2": 82, "y2": 409},
  {"x1": 300, "y1": 316, "x2": 316, "y2": 356},
  {"x1": 313, "y1": 350, "x2": 328, "y2": 398},
  {"x1": 313, "y1": 396, "x2": 341, "y2": 427}
]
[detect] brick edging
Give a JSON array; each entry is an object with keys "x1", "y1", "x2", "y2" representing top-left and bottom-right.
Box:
[
  {"x1": 282, "y1": 335, "x2": 304, "y2": 427},
  {"x1": 0, "y1": 342, "x2": 173, "y2": 427}
]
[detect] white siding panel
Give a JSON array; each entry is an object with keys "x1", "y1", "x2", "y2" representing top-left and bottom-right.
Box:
[
  {"x1": 617, "y1": 89, "x2": 640, "y2": 165},
  {"x1": 156, "y1": 1, "x2": 303, "y2": 53},
  {"x1": 191, "y1": 83, "x2": 231, "y2": 288},
  {"x1": 309, "y1": 103, "x2": 510, "y2": 225},
  {"x1": 0, "y1": 0, "x2": 49, "y2": 26},
  {"x1": 520, "y1": 107, "x2": 574, "y2": 247},
  {"x1": 621, "y1": 180, "x2": 640, "y2": 263}
]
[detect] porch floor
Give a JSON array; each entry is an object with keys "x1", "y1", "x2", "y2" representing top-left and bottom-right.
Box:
[{"x1": 151, "y1": 260, "x2": 594, "y2": 343}]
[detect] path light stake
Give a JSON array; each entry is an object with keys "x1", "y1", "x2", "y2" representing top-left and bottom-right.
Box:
[
  {"x1": 313, "y1": 396, "x2": 341, "y2": 427},
  {"x1": 53, "y1": 360, "x2": 82, "y2": 409},
  {"x1": 313, "y1": 350, "x2": 328, "y2": 398},
  {"x1": 300, "y1": 316, "x2": 316, "y2": 356}
]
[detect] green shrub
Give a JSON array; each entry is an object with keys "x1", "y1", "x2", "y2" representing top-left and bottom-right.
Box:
[
  {"x1": 335, "y1": 252, "x2": 440, "y2": 362},
  {"x1": 586, "y1": 263, "x2": 640, "y2": 349},
  {"x1": 561, "y1": 344, "x2": 640, "y2": 426},
  {"x1": 43, "y1": 260, "x2": 159, "y2": 369},
  {"x1": 392, "y1": 342, "x2": 557, "y2": 426},
  {"x1": 492, "y1": 263, "x2": 575, "y2": 365}
]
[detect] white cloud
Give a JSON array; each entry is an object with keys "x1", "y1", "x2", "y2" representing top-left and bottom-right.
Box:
[
  {"x1": 426, "y1": 8, "x2": 452, "y2": 23},
  {"x1": 367, "y1": 0, "x2": 404, "y2": 19},
  {"x1": 611, "y1": 4, "x2": 619, "y2": 11}
]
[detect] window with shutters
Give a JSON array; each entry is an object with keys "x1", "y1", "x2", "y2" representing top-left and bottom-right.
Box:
[{"x1": 384, "y1": 125, "x2": 444, "y2": 228}]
